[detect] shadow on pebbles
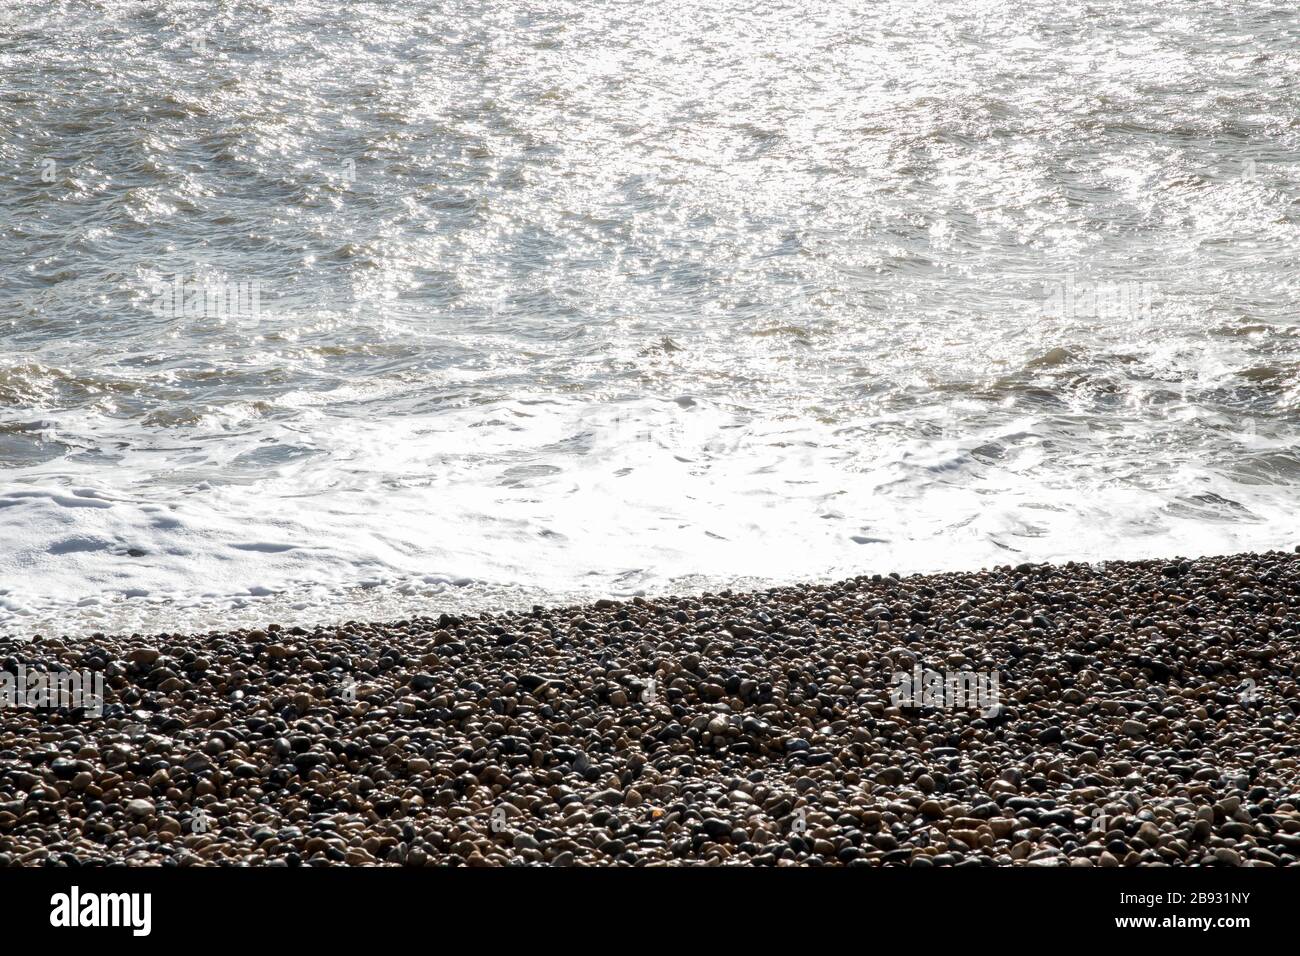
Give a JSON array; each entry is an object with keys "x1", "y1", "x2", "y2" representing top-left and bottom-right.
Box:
[{"x1": 3, "y1": 550, "x2": 1300, "y2": 867}]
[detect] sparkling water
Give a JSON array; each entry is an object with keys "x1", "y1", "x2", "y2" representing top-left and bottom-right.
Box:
[{"x1": 1, "y1": 0, "x2": 1297, "y2": 635}]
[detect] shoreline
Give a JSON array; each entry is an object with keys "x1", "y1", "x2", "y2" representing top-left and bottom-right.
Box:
[{"x1": 2, "y1": 549, "x2": 1298, "y2": 866}]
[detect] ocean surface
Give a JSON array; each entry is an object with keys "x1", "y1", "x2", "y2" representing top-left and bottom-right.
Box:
[{"x1": 1, "y1": 0, "x2": 1297, "y2": 637}]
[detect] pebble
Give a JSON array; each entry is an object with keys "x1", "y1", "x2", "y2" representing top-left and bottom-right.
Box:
[{"x1": 1, "y1": 550, "x2": 1297, "y2": 867}]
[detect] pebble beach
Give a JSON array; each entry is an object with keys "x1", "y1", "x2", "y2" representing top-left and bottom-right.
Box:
[{"x1": 2, "y1": 550, "x2": 1299, "y2": 867}]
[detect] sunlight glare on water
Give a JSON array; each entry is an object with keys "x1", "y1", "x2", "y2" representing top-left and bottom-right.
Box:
[{"x1": 0, "y1": 0, "x2": 1298, "y2": 635}]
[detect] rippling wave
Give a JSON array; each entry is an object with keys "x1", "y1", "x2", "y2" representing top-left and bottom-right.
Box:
[{"x1": 1, "y1": 0, "x2": 1298, "y2": 635}]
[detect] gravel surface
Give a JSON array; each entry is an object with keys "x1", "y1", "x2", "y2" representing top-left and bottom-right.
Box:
[{"x1": 3, "y1": 550, "x2": 1300, "y2": 866}]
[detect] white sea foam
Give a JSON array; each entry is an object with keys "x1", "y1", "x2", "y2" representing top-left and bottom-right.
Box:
[{"x1": 1, "y1": 392, "x2": 1294, "y2": 636}]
